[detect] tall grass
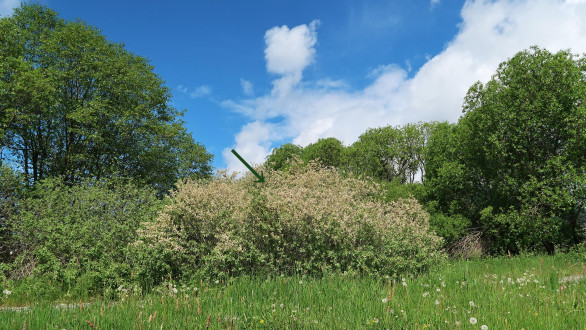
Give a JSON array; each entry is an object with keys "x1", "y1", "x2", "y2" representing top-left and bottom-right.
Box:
[{"x1": 1, "y1": 253, "x2": 585, "y2": 328}]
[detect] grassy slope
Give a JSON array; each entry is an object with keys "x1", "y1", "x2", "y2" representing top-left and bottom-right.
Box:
[{"x1": 1, "y1": 253, "x2": 585, "y2": 329}]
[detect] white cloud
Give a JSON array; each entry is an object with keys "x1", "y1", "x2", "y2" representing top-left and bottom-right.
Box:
[
  {"x1": 0, "y1": 0, "x2": 19, "y2": 17},
  {"x1": 177, "y1": 84, "x2": 212, "y2": 99},
  {"x1": 223, "y1": 0, "x2": 586, "y2": 172},
  {"x1": 264, "y1": 20, "x2": 319, "y2": 75},
  {"x1": 177, "y1": 85, "x2": 189, "y2": 93},
  {"x1": 189, "y1": 85, "x2": 212, "y2": 98},
  {"x1": 263, "y1": 20, "x2": 320, "y2": 95},
  {"x1": 222, "y1": 121, "x2": 282, "y2": 175},
  {"x1": 240, "y1": 79, "x2": 254, "y2": 96}
]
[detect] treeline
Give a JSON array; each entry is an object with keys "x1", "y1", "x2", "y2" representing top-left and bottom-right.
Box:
[{"x1": 265, "y1": 46, "x2": 586, "y2": 256}]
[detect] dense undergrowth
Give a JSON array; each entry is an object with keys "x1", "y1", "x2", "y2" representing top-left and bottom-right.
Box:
[{"x1": 0, "y1": 161, "x2": 445, "y2": 295}]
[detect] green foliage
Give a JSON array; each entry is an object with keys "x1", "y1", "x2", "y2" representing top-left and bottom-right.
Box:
[
  {"x1": 301, "y1": 137, "x2": 346, "y2": 168},
  {"x1": 0, "y1": 4, "x2": 212, "y2": 194},
  {"x1": 425, "y1": 46, "x2": 586, "y2": 254},
  {"x1": 0, "y1": 164, "x2": 23, "y2": 264},
  {"x1": 139, "y1": 161, "x2": 445, "y2": 280},
  {"x1": 2, "y1": 177, "x2": 161, "y2": 293},
  {"x1": 428, "y1": 213, "x2": 472, "y2": 248},
  {"x1": 349, "y1": 123, "x2": 431, "y2": 184},
  {"x1": 265, "y1": 143, "x2": 303, "y2": 171}
]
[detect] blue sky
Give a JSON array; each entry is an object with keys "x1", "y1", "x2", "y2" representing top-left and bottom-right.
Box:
[{"x1": 2, "y1": 0, "x2": 586, "y2": 173}]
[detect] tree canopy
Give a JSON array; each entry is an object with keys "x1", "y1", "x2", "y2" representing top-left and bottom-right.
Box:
[
  {"x1": 426, "y1": 46, "x2": 586, "y2": 253},
  {"x1": 0, "y1": 4, "x2": 212, "y2": 194}
]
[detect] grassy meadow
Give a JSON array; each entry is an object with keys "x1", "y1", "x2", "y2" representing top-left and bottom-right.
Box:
[{"x1": 1, "y1": 252, "x2": 584, "y2": 329}]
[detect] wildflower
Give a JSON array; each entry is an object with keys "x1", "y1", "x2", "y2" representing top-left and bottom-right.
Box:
[
  {"x1": 469, "y1": 301, "x2": 475, "y2": 307},
  {"x1": 422, "y1": 292, "x2": 429, "y2": 297},
  {"x1": 280, "y1": 303, "x2": 284, "y2": 309},
  {"x1": 382, "y1": 298, "x2": 388, "y2": 303},
  {"x1": 436, "y1": 288, "x2": 441, "y2": 292},
  {"x1": 470, "y1": 317, "x2": 477, "y2": 325},
  {"x1": 214, "y1": 280, "x2": 219, "y2": 284},
  {"x1": 172, "y1": 287, "x2": 178, "y2": 294},
  {"x1": 402, "y1": 281, "x2": 407, "y2": 287},
  {"x1": 441, "y1": 282, "x2": 446, "y2": 287},
  {"x1": 455, "y1": 321, "x2": 461, "y2": 326},
  {"x1": 435, "y1": 300, "x2": 440, "y2": 305},
  {"x1": 3, "y1": 289, "x2": 11, "y2": 296},
  {"x1": 260, "y1": 319, "x2": 264, "y2": 324},
  {"x1": 481, "y1": 325, "x2": 488, "y2": 330},
  {"x1": 373, "y1": 318, "x2": 379, "y2": 323}
]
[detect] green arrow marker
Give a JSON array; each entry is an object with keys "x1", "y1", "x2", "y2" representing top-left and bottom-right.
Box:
[{"x1": 231, "y1": 149, "x2": 265, "y2": 183}]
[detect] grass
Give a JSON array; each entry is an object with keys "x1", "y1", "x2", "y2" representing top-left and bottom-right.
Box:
[{"x1": 1, "y1": 253, "x2": 585, "y2": 329}]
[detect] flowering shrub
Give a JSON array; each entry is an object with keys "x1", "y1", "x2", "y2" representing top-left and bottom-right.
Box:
[{"x1": 136, "y1": 160, "x2": 444, "y2": 279}]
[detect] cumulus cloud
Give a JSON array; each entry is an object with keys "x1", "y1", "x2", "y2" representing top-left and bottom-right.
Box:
[
  {"x1": 0, "y1": 0, "x2": 19, "y2": 17},
  {"x1": 223, "y1": 0, "x2": 586, "y2": 174}
]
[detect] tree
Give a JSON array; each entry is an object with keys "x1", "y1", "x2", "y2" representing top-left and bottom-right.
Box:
[
  {"x1": 265, "y1": 143, "x2": 303, "y2": 171},
  {"x1": 348, "y1": 124, "x2": 428, "y2": 183},
  {"x1": 0, "y1": 4, "x2": 212, "y2": 194},
  {"x1": 444, "y1": 46, "x2": 586, "y2": 253},
  {"x1": 301, "y1": 137, "x2": 346, "y2": 168}
]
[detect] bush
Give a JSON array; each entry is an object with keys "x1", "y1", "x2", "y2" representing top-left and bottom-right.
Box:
[
  {"x1": 138, "y1": 161, "x2": 445, "y2": 280},
  {"x1": 0, "y1": 164, "x2": 24, "y2": 264},
  {"x1": 3, "y1": 177, "x2": 161, "y2": 293},
  {"x1": 428, "y1": 213, "x2": 472, "y2": 248}
]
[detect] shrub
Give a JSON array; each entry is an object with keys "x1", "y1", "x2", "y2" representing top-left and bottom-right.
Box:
[
  {"x1": 0, "y1": 164, "x2": 24, "y2": 264},
  {"x1": 3, "y1": 177, "x2": 161, "y2": 293},
  {"x1": 138, "y1": 161, "x2": 445, "y2": 280}
]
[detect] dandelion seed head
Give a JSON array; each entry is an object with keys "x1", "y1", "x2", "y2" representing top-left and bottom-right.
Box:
[
  {"x1": 481, "y1": 325, "x2": 488, "y2": 330},
  {"x1": 470, "y1": 317, "x2": 478, "y2": 325},
  {"x1": 382, "y1": 298, "x2": 388, "y2": 303}
]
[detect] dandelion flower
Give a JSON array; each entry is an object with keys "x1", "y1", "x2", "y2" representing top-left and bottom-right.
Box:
[
  {"x1": 481, "y1": 325, "x2": 488, "y2": 330},
  {"x1": 382, "y1": 298, "x2": 388, "y2": 303},
  {"x1": 470, "y1": 317, "x2": 477, "y2": 325},
  {"x1": 260, "y1": 319, "x2": 264, "y2": 324}
]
